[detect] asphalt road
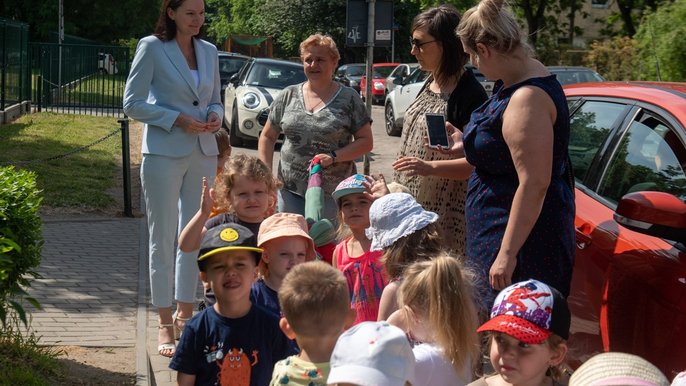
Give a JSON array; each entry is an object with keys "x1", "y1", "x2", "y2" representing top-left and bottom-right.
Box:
[{"x1": 233, "y1": 105, "x2": 403, "y2": 179}]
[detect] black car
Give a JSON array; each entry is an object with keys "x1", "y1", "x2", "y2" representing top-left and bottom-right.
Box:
[
  {"x1": 218, "y1": 51, "x2": 250, "y2": 103},
  {"x1": 335, "y1": 63, "x2": 366, "y2": 93}
]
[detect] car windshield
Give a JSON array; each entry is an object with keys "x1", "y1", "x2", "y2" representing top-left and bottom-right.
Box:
[
  {"x1": 219, "y1": 56, "x2": 248, "y2": 80},
  {"x1": 246, "y1": 62, "x2": 307, "y2": 89},
  {"x1": 407, "y1": 68, "x2": 429, "y2": 83},
  {"x1": 373, "y1": 66, "x2": 396, "y2": 78},
  {"x1": 346, "y1": 65, "x2": 365, "y2": 76}
]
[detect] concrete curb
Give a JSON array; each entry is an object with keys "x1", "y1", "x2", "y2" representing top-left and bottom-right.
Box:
[{"x1": 136, "y1": 210, "x2": 152, "y2": 386}]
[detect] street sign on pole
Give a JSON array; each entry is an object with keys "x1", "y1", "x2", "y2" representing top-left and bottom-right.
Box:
[{"x1": 346, "y1": 0, "x2": 394, "y2": 48}]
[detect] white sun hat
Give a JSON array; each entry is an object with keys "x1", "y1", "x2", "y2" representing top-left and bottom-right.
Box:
[{"x1": 365, "y1": 192, "x2": 438, "y2": 252}]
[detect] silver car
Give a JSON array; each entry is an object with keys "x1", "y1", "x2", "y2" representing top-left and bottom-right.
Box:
[{"x1": 224, "y1": 58, "x2": 306, "y2": 146}]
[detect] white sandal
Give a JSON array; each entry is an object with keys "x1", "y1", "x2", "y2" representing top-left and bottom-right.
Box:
[
  {"x1": 157, "y1": 323, "x2": 176, "y2": 358},
  {"x1": 173, "y1": 312, "x2": 192, "y2": 340}
]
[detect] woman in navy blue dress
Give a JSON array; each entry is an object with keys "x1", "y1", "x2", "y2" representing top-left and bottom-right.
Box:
[{"x1": 393, "y1": 0, "x2": 575, "y2": 310}]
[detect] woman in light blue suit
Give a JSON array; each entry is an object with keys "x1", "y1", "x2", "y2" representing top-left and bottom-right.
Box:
[{"x1": 123, "y1": 0, "x2": 222, "y2": 358}]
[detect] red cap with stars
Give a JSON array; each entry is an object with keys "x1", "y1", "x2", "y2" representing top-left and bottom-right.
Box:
[{"x1": 477, "y1": 279, "x2": 570, "y2": 344}]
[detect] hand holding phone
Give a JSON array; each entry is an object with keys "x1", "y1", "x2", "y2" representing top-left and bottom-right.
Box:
[{"x1": 425, "y1": 113, "x2": 449, "y2": 149}]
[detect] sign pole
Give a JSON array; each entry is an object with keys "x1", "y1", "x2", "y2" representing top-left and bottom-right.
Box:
[{"x1": 363, "y1": 0, "x2": 375, "y2": 175}]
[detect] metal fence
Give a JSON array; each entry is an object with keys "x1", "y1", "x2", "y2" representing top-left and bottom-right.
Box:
[
  {"x1": 30, "y1": 43, "x2": 129, "y2": 117},
  {"x1": 0, "y1": 18, "x2": 30, "y2": 110}
]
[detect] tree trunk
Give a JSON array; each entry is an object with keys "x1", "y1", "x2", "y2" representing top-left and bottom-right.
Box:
[{"x1": 616, "y1": 0, "x2": 637, "y2": 37}]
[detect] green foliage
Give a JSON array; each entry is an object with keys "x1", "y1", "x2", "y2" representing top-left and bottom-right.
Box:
[
  {"x1": 584, "y1": 36, "x2": 640, "y2": 80},
  {"x1": 634, "y1": 0, "x2": 686, "y2": 81},
  {"x1": 1, "y1": 0, "x2": 158, "y2": 44},
  {"x1": 0, "y1": 167, "x2": 43, "y2": 328},
  {"x1": 0, "y1": 311, "x2": 64, "y2": 385}
]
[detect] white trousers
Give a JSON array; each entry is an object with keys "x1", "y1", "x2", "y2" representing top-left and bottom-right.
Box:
[{"x1": 141, "y1": 144, "x2": 215, "y2": 307}]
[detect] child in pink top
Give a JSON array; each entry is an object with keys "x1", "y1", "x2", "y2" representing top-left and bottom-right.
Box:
[{"x1": 331, "y1": 174, "x2": 388, "y2": 325}]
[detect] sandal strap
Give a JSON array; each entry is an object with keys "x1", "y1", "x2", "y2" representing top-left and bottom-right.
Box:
[{"x1": 159, "y1": 323, "x2": 174, "y2": 329}]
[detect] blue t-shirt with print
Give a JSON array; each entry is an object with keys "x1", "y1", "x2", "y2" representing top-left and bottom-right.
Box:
[
  {"x1": 170, "y1": 305, "x2": 293, "y2": 386},
  {"x1": 250, "y1": 279, "x2": 280, "y2": 318}
]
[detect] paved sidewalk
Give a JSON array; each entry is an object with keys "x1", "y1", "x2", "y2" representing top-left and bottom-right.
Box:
[{"x1": 28, "y1": 216, "x2": 154, "y2": 385}]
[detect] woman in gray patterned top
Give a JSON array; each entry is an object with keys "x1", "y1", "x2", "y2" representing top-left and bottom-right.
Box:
[{"x1": 258, "y1": 34, "x2": 373, "y2": 222}]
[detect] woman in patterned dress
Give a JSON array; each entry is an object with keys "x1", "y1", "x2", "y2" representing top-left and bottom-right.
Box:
[
  {"x1": 392, "y1": 5, "x2": 488, "y2": 255},
  {"x1": 259, "y1": 34, "x2": 373, "y2": 223},
  {"x1": 394, "y1": 0, "x2": 575, "y2": 311}
]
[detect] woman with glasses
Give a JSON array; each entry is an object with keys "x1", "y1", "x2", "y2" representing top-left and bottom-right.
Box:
[
  {"x1": 392, "y1": 5, "x2": 488, "y2": 256},
  {"x1": 395, "y1": 0, "x2": 575, "y2": 313}
]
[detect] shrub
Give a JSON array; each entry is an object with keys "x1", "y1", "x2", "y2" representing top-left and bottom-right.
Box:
[
  {"x1": 634, "y1": 0, "x2": 686, "y2": 81},
  {"x1": 0, "y1": 166, "x2": 43, "y2": 327},
  {"x1": 584, "y1": 36, "x2": 639, "y2": 81}
]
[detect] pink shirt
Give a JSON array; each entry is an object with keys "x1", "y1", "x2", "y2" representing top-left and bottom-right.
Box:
[{"x1": 334, "y1": 238, "x2": 387, "y2": 325}]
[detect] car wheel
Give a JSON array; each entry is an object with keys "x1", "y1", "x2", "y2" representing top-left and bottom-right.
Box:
[
  {"x1": 229, "y1": 104, "x2": 244, "y2": 147},
  {"x1": 385, "y1": 103, "x2": 401, "y2": 137}
]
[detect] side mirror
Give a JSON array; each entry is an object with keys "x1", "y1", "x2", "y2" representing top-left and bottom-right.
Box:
[
  {"x1": 393, "y1": 76, "x2": 404, "y2": 86},
  {"x1": 614, "y1": 191, "x2": 686, "y2": 244},
  {"x1": 229, "y1": 73, "x2": 240, "y2": 86}
]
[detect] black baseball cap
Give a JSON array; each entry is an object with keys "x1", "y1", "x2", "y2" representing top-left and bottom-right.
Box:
[{"x1": 198, "y1": 223, "x2": 262, "y2": 269}]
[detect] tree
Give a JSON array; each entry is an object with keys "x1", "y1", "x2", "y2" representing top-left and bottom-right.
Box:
[
  {"x1": 253, "y1": 0, "x2": 348, "y2": 58},
  {"x1": 633, "y1": 0, "x2": 686, "y2": 81},
  {"x1": 584, "y1": 36, "x2": 639, "y2": 80},
  {"x1": 0, "y1": 0, "x2": 159, "y2": 43}
]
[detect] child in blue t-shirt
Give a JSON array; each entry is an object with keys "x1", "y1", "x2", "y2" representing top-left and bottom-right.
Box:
[
  {"x1": 251, "y1": 212, "x2": 317, "y2": 318},
  {"x1": 170, "y1": 223, "x2": 294, "y2": 386}
]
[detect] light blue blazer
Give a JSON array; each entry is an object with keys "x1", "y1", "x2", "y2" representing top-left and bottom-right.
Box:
[{"x1": 123, "y1": 35, "x2": 223, "y2": 157}]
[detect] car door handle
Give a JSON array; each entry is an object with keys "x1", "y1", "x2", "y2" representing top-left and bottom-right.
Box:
[{"x1": 575, "y1": 226, "x2": 592, "y2": 250}]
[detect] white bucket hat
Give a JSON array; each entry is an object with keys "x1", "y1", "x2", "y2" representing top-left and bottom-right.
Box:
[
  {"x1": 327, "y1": 321, "x2": 415, "y2": 386},
  {"x1": 365, "y1": 192, "x2": 438, "y2": 252}
]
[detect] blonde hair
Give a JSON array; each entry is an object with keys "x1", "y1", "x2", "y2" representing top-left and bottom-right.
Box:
[
  {"x1": 456, "y1": 0, "x2": 531, "y2": 56},
  {"x1": 299, "y1": 33, "x2": 341, "y2": 63},
  {"x1": 279, "y1": 261, "x2": 350, "y2": 337},
  {"x1": 381, "y1": 222, "x2": 444, "y2": 279},
  {"x1": 214, "y1": 154, "x2": 280, "y2": 214},
  {"x1": 399, "y1": 255, "x2": 480, "y2": 375},
  {"x1": 214, "y1": 129, "x2": 231, "y2": 158}
]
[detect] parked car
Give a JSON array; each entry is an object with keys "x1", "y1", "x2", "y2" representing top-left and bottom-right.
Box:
[
  {"x1": 549, "y1": 66, "x2": 605, "y2": 85},
  {"x1": 385, "y1": 63, "x2": 419, "y2": 95},
  {"x1": 98, "y1": 52, "x2": 118, "y2": 75},
  {"x1": 384, "y1": 67, "x2": 430, "y2": 136},
  {"x1": 218, "y1": 51, "x2": 250, "y2": 104},
  {"x1": 466, "y1": 64, "x2": 494, "y2": 96},
  {"x1": 564, "y1": 81, "x2": 686, "y2": 378},
  {"x1": 224, "y1": 57, "x2": 306, "y2": 146},
  {"x1": 383, "y1": 66, "x2": 493, "y2": 137},
  {"x1": 360, "y1": 63, "x2": 400, "y2": 104},
  {"x1": 335, "y1": 63, "x2": 365, "y2": 93}
]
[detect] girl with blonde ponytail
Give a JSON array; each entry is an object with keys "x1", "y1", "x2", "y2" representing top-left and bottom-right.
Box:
[{"x1": 388, "y1": 254, "x2": 480, "y2": 385}]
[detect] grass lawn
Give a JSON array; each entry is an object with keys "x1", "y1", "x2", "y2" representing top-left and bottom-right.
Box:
[{"x1": 0, "y1": 112, "x2": 124, "y2": 209}]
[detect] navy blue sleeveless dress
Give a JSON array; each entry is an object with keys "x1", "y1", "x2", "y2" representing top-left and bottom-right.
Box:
[{"x1": 463, "y1": 75, "x2": 575, "y2": 310}]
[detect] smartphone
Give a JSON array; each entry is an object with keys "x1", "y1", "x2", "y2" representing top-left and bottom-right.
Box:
[{"x1": 425, "y1": 113, "x2": 449, "y2": 149}]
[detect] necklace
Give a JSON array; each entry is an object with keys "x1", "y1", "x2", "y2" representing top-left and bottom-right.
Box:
[{"x1": 305, "y1": 82, "x2": 337, "y2": 112}]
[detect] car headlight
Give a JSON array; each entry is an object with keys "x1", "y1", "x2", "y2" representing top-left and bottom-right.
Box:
[
  {"x1": 350, "y1": 80, "x2": 358, "y2": 87},
  {"x1": 373, "y1": 81, "x2": 385, "y2": 90},
  {"x1": 242, "y1": 92, "x2": 260, "y2": 109}
]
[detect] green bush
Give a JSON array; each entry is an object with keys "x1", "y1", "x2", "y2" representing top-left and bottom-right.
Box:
[
  {"x1": 634, "y1": 0, "x2": 686, "y2": 81},
  {"x1": 0, "y1": 166, "x2": 43, "y2": 327},
  {"x1": 584, "y1": 36, "x2": 640, "y2": 81}
]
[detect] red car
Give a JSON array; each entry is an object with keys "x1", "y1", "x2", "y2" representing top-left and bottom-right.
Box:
[
  {"x1": 359, "y1": 63, "x2": 399, "y2": 104},
  {"x1": 564, "y1": 82, "x2": 686, "y2": 378}
]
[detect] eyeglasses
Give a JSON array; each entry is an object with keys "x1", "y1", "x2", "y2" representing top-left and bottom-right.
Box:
[{"x1": 410, "y1": 37, "x2": 437, "y2": 49}]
